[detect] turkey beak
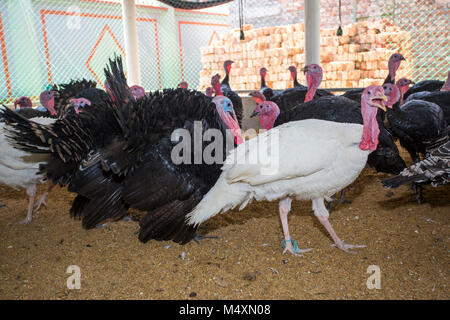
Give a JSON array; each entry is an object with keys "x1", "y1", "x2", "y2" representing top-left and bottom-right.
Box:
[
  {"x1": 373, "y1": 92, "x2": 388, "y2": 111},
  {"x1": 302, "y1": 66, "x2": 309, "y2": 74}
]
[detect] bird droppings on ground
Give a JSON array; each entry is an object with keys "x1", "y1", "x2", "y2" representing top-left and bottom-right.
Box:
[{"x1": 0, "y1": 167, "x2": 448, "y2": 300}]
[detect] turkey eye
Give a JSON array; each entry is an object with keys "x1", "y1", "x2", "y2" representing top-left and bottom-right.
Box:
[{"x1": 368, "y1": 91, "x2": 372, "y2": 95}]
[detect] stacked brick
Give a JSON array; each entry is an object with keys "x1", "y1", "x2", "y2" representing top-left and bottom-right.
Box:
[{"x1": 198, "y1": 19, "x2": 413, "y2": 91}]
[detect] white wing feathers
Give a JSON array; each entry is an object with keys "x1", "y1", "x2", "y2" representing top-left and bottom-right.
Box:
[
  {"x1": 0, "y1": 114, "x2": 55, "y2": 189},
  {"x1": 187, "y1": 119, "x2": 365, "y2": 226},
  {"x1": 223, "y1": 120, "x2": 360, "y2": 186}
]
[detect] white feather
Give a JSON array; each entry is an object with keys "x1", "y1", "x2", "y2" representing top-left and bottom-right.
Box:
[
  {"x1": 187, "y1": 119, "x2": 371, "y2": 226},
  {"x1": 0, "y1": 115, "x2": 55, "y2": 191}
]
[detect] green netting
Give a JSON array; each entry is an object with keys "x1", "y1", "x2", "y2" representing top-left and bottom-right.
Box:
[
  {"x1": 0, "y1": 0, "x2": 448, "y2": 105},
  {"x1": 362, "y1": 0, "x2": 449, "y2": 81},
  {"x1": 0, "y1": 0, "x2": 230, "y2": 104}
]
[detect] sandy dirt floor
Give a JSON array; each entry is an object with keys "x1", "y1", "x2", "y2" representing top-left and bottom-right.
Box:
[{"x1": 0, "y1": 164, "x2": 448, "y2": 300}]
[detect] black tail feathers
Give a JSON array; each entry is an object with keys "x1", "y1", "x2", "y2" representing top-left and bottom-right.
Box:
[
  {"x1": 138, "y1": 193, "x2": 201, "y2": 245},
  {"x1": 381, "y1": 174, "x2": 426, "y2": 189}
]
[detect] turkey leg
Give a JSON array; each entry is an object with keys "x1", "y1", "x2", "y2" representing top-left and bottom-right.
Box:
[
  {"x1": 279, "y1": 197, "x2": 312, "y2": 256},
  {"x1": 312, "y1": 197, "x2": 366, "y2": 254},
  {"x1": 20, "y1": 187, "x2": 36, "y2": 224},
  {"x1": 34, "y1": 184, "x2": 55, "y2": 212}
]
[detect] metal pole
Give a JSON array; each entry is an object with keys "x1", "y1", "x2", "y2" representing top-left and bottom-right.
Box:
[
  {"x1": 304, "y1": 0, "x2": 320, "y2": 65},
  {"x1": 121, "y1": 0, "x2": 141, "y2": 86},
  {"x1": 159, "y1": 5, "x2": 180, "y2": 88},
  {"x1": 392, "y1": 0, "x2": 396, "y2": 25}
]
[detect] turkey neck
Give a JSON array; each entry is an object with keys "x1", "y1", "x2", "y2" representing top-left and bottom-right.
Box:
[
  {"x1": 398, "y1": 86, "x2": 409, "y2": 105},
  {"x1": 222, "y1": 67, "x2": 230, "y2": 86},
  {"x1": 441, "y1": 72, "x2": 450, "y2": 91},
  {"x1": 389, "y1": 98, "x2": 402, "y2": 113},
  {"x1": 383, "y1": 73, "x2": 394, "y2": 85},
  {"x1": 259, "y1": 113, "x2": 277, "y2": 131},
  {"x1": 304, "y1": 81, "x2": 318, "y2": 103},
  {"x1": 291, "y1": 70, "x2": 301, "y2": 87},
  {"x1": 385, "y1": 60, "x2": 400, "y2": 84},
  {"x1": 212, "y1": 79, "x2": 223, "y2": 95},
  {"x1": 359, "y1": 100, "x2": 380, "y2": 151},
  {"x1": 260, "y1": 73, "x2": 267, "y2": 89}
]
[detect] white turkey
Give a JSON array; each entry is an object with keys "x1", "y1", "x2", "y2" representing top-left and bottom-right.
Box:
[
  {"x1": 0, "y1": 104, "x2": 55, "y2": 224},
  {"x1": 185, "y1": 85, "x2": 388, "y2": 256},
  {"x1": 0, "y1": 80, "x2": 106, "y2": 223}
]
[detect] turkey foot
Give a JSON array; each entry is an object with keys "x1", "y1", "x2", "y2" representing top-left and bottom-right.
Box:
[
  {"x1": 313, "y1": 199, "x2": 366, "y2": 254},
  {"x1": 34, "y1": 197, "x2": 47, "y2": 212},
  {"x1": 19, "y1": 216, "x2": 33, "y2": 225},
  {"x1": 415, "y1": 184, "x2": 424, "y2": 204},
  {"x1": 19, "y1": 190, "x2": 36, "y2": 225},
  {"x1": 34, "y1": 184, "x2": 54, "y2": 212},
  {"x1": 193, "y1": 234, "x2": 218, "y2": 245},
  {"x1": 331, "y1": 241, "x2": 366, "y2": 254},
  {"x1": 318, "y1": 216, "x2": 366, "y2": 254},
  {"x1": 282, "y1": 238, "x2": 313, "y2": 257},
  {"x1": 279, "y1": 197, "x2": 313, "y2": 256}
]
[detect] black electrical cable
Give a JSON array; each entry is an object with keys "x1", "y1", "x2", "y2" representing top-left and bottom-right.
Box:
[
  {"x1": 239, "y1": 0, "x2": 245, "y2": 40},
  {"x1": 337, "y1": 0, "x2": 343, "y2": 36}
]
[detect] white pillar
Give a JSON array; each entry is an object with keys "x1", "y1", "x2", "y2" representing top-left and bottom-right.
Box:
[
  {"x1": 122, "y1": 0, "x2": 141, "y2": 85},
  {"x1": 304, "y1": 0, "x2": 320, "y2": 65}
]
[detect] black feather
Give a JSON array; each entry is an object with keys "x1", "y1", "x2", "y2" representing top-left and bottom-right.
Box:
[
  {"x1": 405, "y1": 91, "x2": 450, "y2": 127},
  {"x1": 387, "y1": 99, "x2": 448, "y2": 162},
  {"x1": 269, "y1": 86, "x2": 333, "y2": 113},
  {"x1": 403, "y1": 80, "x2": 444, "y2": 101},
  {"x1": 2, "y1": 56, "x2": 236, "y2": 245},
  {"x1": 382, "y1": 140, "x2": 450, "y2": 188}
]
